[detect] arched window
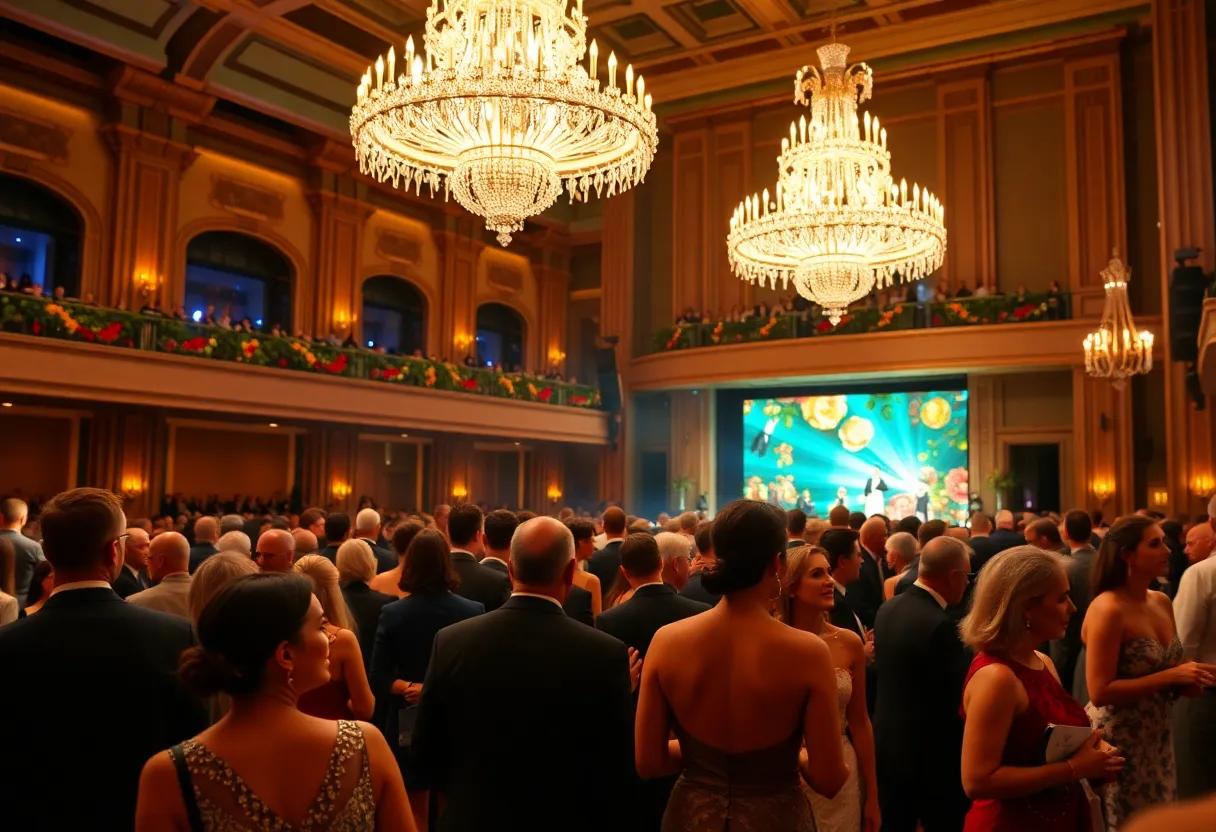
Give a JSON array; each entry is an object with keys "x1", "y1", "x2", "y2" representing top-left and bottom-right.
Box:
[
  {"x1": 362, "y1": 276, "x2": 426, "y2": 355},
  {"x1": 476, "y1": 302, "x2": 525, "y2": 370},
  {"x1": 184, "y1": 231, "x2": 292, "y2": 329},
  {"x1": 0, "y1": 173, "x2": 83, "y2": 297}
]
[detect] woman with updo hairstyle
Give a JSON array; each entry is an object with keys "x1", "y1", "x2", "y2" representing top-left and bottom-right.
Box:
[
  {"x1": 958, "y1": 546, "x2": 1122, "y2": 832},
  {"x1": 186, "y1": 552, "x2": 261, "y2": 723},
  {"x1": 293, "y1": 554, "x2": 375, "y2": 721},
  {"x1": 636, "y1": 499, "x2": 848, "y2": 831},
  {"x1": 1082, "y1": 516, "x2": 1216, "y2": 829},
  {"x1": 370, "y1": 519, "x2": 425, "y2": 598},
  {"x1": 134, "y1": 574, "x2": 413, "y2": 831}
]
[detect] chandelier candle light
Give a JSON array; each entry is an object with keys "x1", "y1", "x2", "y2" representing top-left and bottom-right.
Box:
[
  {"x1": 727, "y1": 41, "x2": 946, "y2": 324},
  {"x1": 351, "y1": 0, "x2": 658, "y2": 246},
  {"x1": 1083, "y1": 251, "x2": 1153, "y2": 389}
]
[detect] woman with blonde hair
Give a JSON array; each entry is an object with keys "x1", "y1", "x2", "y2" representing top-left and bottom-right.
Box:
[
  {"x1": 780, "y1": 545, "x2": 880, "y2": 832},
  {"x1": 958, "y1": 546, "x2": 1123, "y2": 831},
  {"x1": 186, "y1": 552, "x2": 260, "y2": 723},
  {"x1": 293, "y1": 554, "x2": 375, "y2": 721},
  {"x1": 338, "y1": 539, "x2": 395, "y2": 674}
]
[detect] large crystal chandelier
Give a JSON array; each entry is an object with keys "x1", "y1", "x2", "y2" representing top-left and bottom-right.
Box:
[
  {"x1": 351, "y1": 0, "x2": 658, "y2": 246},
  {"x1": 727, "y1": 41, "x2": 946, "y2": 324},
  {"x1": 1084, "y1": 252, "x2": 1153, "y2": 389}
]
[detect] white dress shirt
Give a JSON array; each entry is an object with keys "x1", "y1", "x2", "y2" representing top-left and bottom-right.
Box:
[
  {"x1": 481, "y1": 556, "x2": 509, "y2": 570},
  {"x1": 50, "y1": 580, "x2": 112, "y2": 597},
  {"x1": 913, "y1": 580, "x2": 948, "y2": 610},
  {"x1": 1174, "y1": 556, "x2": 1216, "y2": 664}
]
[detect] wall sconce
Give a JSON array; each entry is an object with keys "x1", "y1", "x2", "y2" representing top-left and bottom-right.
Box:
[
  {"x1": 331, "y1": 481, "x2": 352, "y2": 500},
  {"x1": 1192, "y1": 474, "x2": 1215, "y2": 497},
  {"x1": 1091, "y1": 479, "x2": 1114, "y2": 502},
  {"x1": 451, "y1": 484, "x2": 469, "y2": 501},
  {"x1": 333, "y1": 310, "x2": 355, "y2": 330},
  {"x1": 120, "y1": 476, "x2": 146, "y2": 499},
  {"x1": 135, "y1": 271, "x2": 161, "y2": 298},
  {"x1": 1150, "y1": 487, "x2": 1170, "y2": 509},
  {"x1": 547, "y1": 484, "x2": 563, "y2": 504},
  {"x1": 454, "y1": 333, "x2": 473, "y2": 352},
  {"x1": 547, "y1": 348, "x2": 566, "y2": 366}
]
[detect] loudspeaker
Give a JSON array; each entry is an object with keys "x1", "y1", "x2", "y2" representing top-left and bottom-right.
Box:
[
  {"x1": 596, "y1": 347, "x2": 623, "y2": 412},
  {"x1": 1170, "y1": 264, "x2": 1207, "y2": 363}
]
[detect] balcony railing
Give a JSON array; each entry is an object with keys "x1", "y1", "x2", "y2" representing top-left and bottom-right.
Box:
[
  {"x1": 650, "y1": 291, "x2": 1072, "y2": 353},
  {"x1": 0, "y1": 294, "x2": 600, "y2": 409}
]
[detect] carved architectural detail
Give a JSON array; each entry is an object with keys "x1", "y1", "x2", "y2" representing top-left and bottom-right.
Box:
[
  {"x1": 107, "y1": 66, "x2": 216, "y2": 123},
  {"x1": 0, "y1": 110, "x2": 71, "y2": 162},
  {"x1": 376, "y1": 229, "x2": 422, "y2": 264},
  {"x1": 489, "y1": 266, "x2": 523, "y2": 294},
  {"x1": 211, "y1": 176, "x2": 285, "y2": 222}
]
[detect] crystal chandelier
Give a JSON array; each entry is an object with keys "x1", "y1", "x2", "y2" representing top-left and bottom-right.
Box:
[
  {"x1": 1084, "y1": 252, "x2": 1153, "y2": 389},
  {"x1": 350, "y1": 0, "x2": 658, "y2": 246},
  {"x1": 727, "y1": 41, "x2": 946, "y2": 324}
]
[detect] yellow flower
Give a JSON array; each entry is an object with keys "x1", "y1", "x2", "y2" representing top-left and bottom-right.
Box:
[
  {"x1": 802, "y1": 395, "x2": 848, "y2": 431},
  {"x1": 64, "y1": 319, "x2": 78, "y2": 333},
  {"x1": 304, "y1": 352, "x2": 316, "y2": 364},
  {"x1": 838, "y1": 415, "x2": 875, "y2": 452},
  {"x1": 46, "y1": 304, "x2": 61, "y2": 315},
  {"x1": 920, "y1": 397, "x2": 952, "y2": 430}
]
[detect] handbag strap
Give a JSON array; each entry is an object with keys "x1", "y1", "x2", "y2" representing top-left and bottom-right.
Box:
[{"x1": 168, "y1": 743, "x2": 205, "y2": 832}]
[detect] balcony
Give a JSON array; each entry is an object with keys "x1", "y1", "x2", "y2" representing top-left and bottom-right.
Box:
[{"x1": 0, "y1": 296, "x2": 607, "y2": 444}]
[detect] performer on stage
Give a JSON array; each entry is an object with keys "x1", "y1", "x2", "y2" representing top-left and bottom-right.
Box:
[
  {"x1": 863, "y1": 466, "x2": 889, "y2": 516},
  {"x1": 750, "y1": 417, "x2": 778, "y2": 458},
  {"x1": 914, "y1": 482, "x2": 932, "y2": 521},
  {"x1": 835, "y1": 486, "x2": 850, "y2": 508}
]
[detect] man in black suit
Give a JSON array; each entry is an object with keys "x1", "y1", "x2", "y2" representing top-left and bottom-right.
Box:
[
  {"x1": 413, "y1": 517, "x2": 634, "y2": 831},
  {"x1": 597, "y1": 533, "x2": 709, "y2": 830},
  {"x1": 680, "y1": 523, "x2": 721, "y2": 606},
  {"x1": 0, "y1": 487, "x2": 207, "y2": 831},
  {"x1": 968, "y1": 509, "x2": 1023, "y2": 572},
  {"x1": 188, "y1": 515, "x2": 220, "y2": 574},
  {"x1": 353, "y1": 508, "x2": 397, "y2": 573},
  {"x1": 848, "y1": 516, "x2": 889, "y2": 629},
  {"x1": 787, "y1": 508, "x2": 809, "y2": 550},
  {"x1": 822, "y1": 527, "x2": 865, "y2": 637},
  {"x1": 1049, "y1": 510, "x2": 1099, "y2": 698},
  {"x1": 112, "y1": 526, "x2": 150, "y2": 598},
  {"x1": 318, "y1": 512, "x2": 351, "y2": 563},
  {"x1": 873, "y1": 536, "x2": 973, "y2": 832},
  {"x1": 448, "y1": 503, "x2": 510, "y2": 612},
  {"x1": 894, "y1": 518, "x2": 951, "y2": 595},
  {"x1": 587, "y1": 505, "x2": 627, "y2": 592}
]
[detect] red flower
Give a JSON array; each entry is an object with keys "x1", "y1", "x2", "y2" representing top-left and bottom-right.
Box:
[
  {"x1": 279, "y1": 358, "x2": 288, "y2": 367},
  {"x1": 539, "y1": 387, "x2": 553, "y2": 402},
  {"x1": 461, "y1": 378, "x2": 478, "y2": 390},
  {"x1": 932, "y1": 314, "x2": 943, "y2": 326},
  {"x1": 999, "y1": 311, "x2": 1008, "y2": 321},
  {"x1": 1012, "y1": 304, "x2": 1036, "y2": 320},
  {"x1": 571, "y1": 395, "x2": 587, "y2": 406},
  {"x1": 98, "y1": 322, "x2": 123, "y2": 344},
  {"x1": 323, "y1": 353, "x2": 348, "y2": 374},
  {"x1": 78, "y1": 328, "x2": 95, "y2": 341},
  {"x1": 164, "y1": 338, "x2": 177, "y2": 351},
  {"x1": 371, "y1": 368, "x2": 381, "y2": 379},
  {"x1": 816, "y1": 320, "x2": 835, "y2": 333},
  {"x1": 31, "y1": 321, "x2": 41, "y2": 335},
  {"x1": 382, "y1": 368, "x2": 400, "y2": 380}
]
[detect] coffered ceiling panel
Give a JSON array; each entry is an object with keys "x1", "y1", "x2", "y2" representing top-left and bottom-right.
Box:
[
  {"x1": 590, "y1": 12, "x2": 682, "y2": 58},
  {"x1": 665, "y1": 0, "x2": 762, "y2": 43}
]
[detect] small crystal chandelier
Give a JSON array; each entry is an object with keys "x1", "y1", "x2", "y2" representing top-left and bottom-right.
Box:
[
  {"x1": 350, "y1": 0, "x2": 658, "y2": 246},
  {"x1": 727, "y1": 39, "x2": 946, "y2": 324},
  {"x1": 1084, "y1": 251, "x2": 1153, "y2": 389}
]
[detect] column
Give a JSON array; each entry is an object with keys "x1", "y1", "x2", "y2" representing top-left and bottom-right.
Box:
[
  {"x1": 434, "y1": 215, "x2": 483, "y2": 362},
  {"x1": 671, "y1": 129, "x2": 709, "y2": 315},
  {"x1": 600, "y1": 190, "x2": 635, "y2": 504},
  {"x1": 936, "y1": 77, "x2": 994, "y2": 291},
  {"x1": 669, "y1": 390, "x2": 716, "y2": 512},
  {"x1": 307, "y1": 168, "x2": 373, "y2": 341},
  {"x1": 534, "y1": 236, "x2": 572, "y2": 377},
  {"x1": 1071, "y1": 369, "x2": 1135, "y2": 517},
  {"x1": 1153, "y1": 0, "x2": 1216, "y2": 515}
]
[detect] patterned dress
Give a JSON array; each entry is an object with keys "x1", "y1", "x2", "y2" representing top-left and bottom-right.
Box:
[
  {"x1": 172, "y1": 720, "x2": 375, "y2": 831},
  {"x1": 805, "y1": 668, "x2": 862, "y2": 832},
  {"x1": 1085, "y1": 636, "x2": 1183, "y2": 831}
]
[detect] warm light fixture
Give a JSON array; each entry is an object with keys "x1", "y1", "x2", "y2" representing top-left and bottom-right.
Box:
[
  {"x1": 332, "y1": 481, "x2": 353, "y2": 500},
  {"x1": 454, "y1": 333, "x2": 474, "y2": 352},
  {"x1": 120, "y1": 476, "x2": 146, "y2": 498},
  {"x1": 1150, "y1": 487, "x2": 1169, "y2": 508},
  {"x1": 547, "y1": 484, "x2": 563, "y2": 504},
  {"x1": 1, "y1": 402, "x2": 12, "y2": 408},
  {"x1": 1084, "y1": 251, "x2": 1153, "y2": 389},
  {"x1": 1192, "y1": 474, "x2": 1215, "y2": 497},
  {"x1": 268, "y1": 423, "x2": 279, "y2": 428},
  {"x1": 452, "y1": 484, "x2": 469, "y2": 500},
  {"x1": 1091, "y1": 479, "x2": 1114, "y2": 502},
  {"x1": 400, "y1": 432, "x2": 410, "y2": 438},
  {"x1": 136, "y1": 271, "x2": 161, "y2": 297},
  {"x1": 350, "y1": 0, "x2": 658, "y2": 246},
  {"x1": 727, "y1": 38, "x2": 946, "y2": 324},
  {"x1": 548, "y1": 348, "x2": 567, "y2": 366}
]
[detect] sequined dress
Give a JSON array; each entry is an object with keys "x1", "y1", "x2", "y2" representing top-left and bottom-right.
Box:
[
  {"x1": 173, "y1": 720, "x2": 375, "y2": 831},
  {"x1": 805, "y1": 668, "x2": 861, "y2": 832}
]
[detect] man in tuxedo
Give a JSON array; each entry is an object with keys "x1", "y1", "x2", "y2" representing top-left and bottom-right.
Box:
[
  {"x1": 587, "y1": 505, "x2": 627, "y2": 591},
  {"x1": 128, "y1": 532, "x2": 191, "y2": 618},
  {"x1": 597, "y1": 533, "x2": 709, "y2": 830},
  {"x1": 822, "y1": 528, "x2": 865, "y2": 637},
  {"x1": 787, "y1": 508, "x2": 809, "y2": 549},
  {"x1": 1, "y1": 497, "x2": 44, "y2": 607},
  {"x1": 873, "y1": 536, "x2": 973, "y2": 832},
  {"x1": 354, "y1": 508, "x2": 397, "y2": 573},
  {"x1": 848, "y1": 516, "x2": 889, "y2": 629},
  {"x1": 680, "y1": 523, "x2": 720, "y2": 606},
  {"x1": 298, "y1": 506, "x2": 327, "y2": 548},
  {"x1": 413, "y1": 517, "x2": 634, "y2": 831},
  {"x1": 968, "y1": 509, "x2": 1022, "y2": 571},
  {"x1": 112, "y1": 526, "x2": 150, "y2": 598},
  {"x1": 187, "y1": 515, "x2": 220, "y2": 574},
  {"x1": 318, "y1": 513, "x2": 350, "y2": 562},
  {"x1": 448, "y1": 503, "x2": 510, "y2": 612},
  {"x1": 0, "y1": 487, "x2": 207, "y2": 831},
  {"x1": 655, "y1": 532, "x2": 692, "y2": 591},
  {"x1": 1050, "y1": 510, "x2": 1099, "y2": 699}
]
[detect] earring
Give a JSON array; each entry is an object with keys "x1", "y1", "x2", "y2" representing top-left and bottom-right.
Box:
[
  {"x1": 768, "y1": 574, "x2": 783, "y2": 604},
  {"x1": 287, "y1": 669, "x2": 295, "y2": 690}
]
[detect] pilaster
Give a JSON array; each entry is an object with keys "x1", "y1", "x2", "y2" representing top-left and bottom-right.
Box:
[{"x1": 600, "y1": 190, "x2": 635, "y2": 505}]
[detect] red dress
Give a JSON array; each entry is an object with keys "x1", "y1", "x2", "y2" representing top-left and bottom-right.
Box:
[{"x1": 961, "y1": 652, "x2": 1091, "y2": 832}]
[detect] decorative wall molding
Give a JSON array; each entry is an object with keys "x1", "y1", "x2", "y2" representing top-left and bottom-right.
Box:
[
  {"x1": 375, "y1": 229, "x2": 422, "y2": 264},
  {"x1": 488, "y1": 266, "x2": 523, "y2": 294},
  {"x1": 0, "y1": 109, "x2": 71, "y2": 162},
  {"x1": 210, "y1": 175, "x2": 285, "y2": 222}
]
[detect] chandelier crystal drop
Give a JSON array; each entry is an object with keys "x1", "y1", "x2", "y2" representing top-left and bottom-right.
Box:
[
  {"x1": 727, "y1": 42, "x2": 947, "y2": 324},
  {"x1": 1084, "y1": 252, "x2": 1154, "y2": 389},
  {"x1": 350, "y1": 0, "x2": 658, "y2": 246}
]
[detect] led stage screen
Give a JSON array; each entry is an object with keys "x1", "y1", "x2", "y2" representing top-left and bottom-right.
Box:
[{"x1": 741, "y1": 390, "x2": 970, "y2": 523}]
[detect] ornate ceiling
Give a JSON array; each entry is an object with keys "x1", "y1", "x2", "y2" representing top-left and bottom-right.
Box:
[{"x1": 1, "y1": 0, "x2": 1144, "y2": 140}]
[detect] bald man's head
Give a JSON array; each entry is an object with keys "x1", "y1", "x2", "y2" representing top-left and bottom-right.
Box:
[
  {"x1": 859, "y1": 516, "x2": 888, "y2": 553},
  {"x1": 291, "y1": 527, "x2": 318, "y2": 555},
  {"x1": 256, "y1": 528, "x2": 295, "y2": 573},
  {"x1": 124, "y1": 527, "x2": 151, "y2": 570},
  {"x1": 193, "y1": 516, "x2": 218, "y2": 544},
  {"x1": 147, "y1": 531, "x2": 189, "y2": 581},
  {"x1": 995, "y1": 509, "x2": 1015, "y2": 530},
  {"x1": 509, "y1": 516, "x2": 575, "y2": 594},
  {"x1": 918, "y1": 535, "x2": 972, "y2": 605},
  {"x1": 1185, "y1": 523, "x2": 1214, "y2": 565}
]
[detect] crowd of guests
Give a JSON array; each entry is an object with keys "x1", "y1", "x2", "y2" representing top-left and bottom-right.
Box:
[{"x1": 1, "y1": 488, "x2": 1215, "y2": 831}]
